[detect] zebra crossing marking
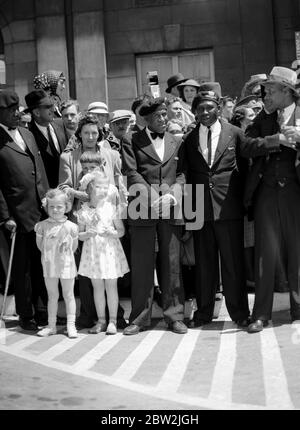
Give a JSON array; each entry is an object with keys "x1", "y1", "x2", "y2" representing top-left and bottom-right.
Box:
[
  {"x1": 156, "y1": 329, "x2": 200, "y2": 392},
  {"x1": 72, "y1": 333, "x2": 123, "y2": 372},
  {"x1": 208, "y1": 319, "x2": 237, "y2": 403},
  {"x1": 261, "y1": 323, "x2": 294, "y2": 409},
  {"x1": 113, "y1": 330, "x2": 165, "y2": 381},
  {"x1": 7, "y1": 335, "x2": 44, "y2": 352},
  {"x1": 38, "y1": 334, "x2": 86, "y2": 361}
]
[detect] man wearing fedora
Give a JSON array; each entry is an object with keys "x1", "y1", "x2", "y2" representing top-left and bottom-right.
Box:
[
  {"x1": 181, "y1": 82, "x2": 282, "y2": 328},
  {"x1": 0, "y1": 90, "x2": 49, "y2": 330},
  {"x1": 121, "y1": 97, "x2": 187, "y2": 335},
  {"x1": 245, "y1": 66, "x2": 300, "y2": 332},
  {"x1": 105, "y1": 110, "x2": 132, "y2": 152},
  {"x1": 25, "y1": 89, "x2": 67, "y2": 188}
]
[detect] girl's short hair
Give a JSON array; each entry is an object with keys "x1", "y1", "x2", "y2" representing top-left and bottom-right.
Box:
[
  {"x1": 79, "y1": 151, "x2": 104, "y2": 166},
  {"x1": 42, "y1": 188, "x2": 73, "y2": 214},
  {"x1": 79, "y1": 170, "x2": 109, "y2": 192},
  {"x1": 75, "y1": 114, "x2": 103, "y2": 143}
]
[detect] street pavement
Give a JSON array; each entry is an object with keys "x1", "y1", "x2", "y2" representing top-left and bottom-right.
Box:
[{"x1": 0, "y1": 292, "x2": 300, "y2": 410}]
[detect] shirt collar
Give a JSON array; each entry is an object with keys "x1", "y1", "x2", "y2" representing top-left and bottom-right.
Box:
[
  {"x1": 200, "y1": 119, "x2": 220, "y2": 132},
  {"x1": 0, "y1": 123, "x2": 17, "y2": 133},
  {"x1": 279, "y1": 102, "x2": 296, "y2": 117}
]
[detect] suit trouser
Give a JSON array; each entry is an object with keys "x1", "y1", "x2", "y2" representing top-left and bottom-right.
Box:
[
  {"x1": 253, "y1": 182, "x2": 300, "y2": 321},
  {"x1": 129, "y1": 222, "x2": 185, "y2": 327},
  {"x1": 193, "y1": 219, "x2": 249, "y2": 322},
  {"x1": 12, "y1": 230, "x2": 47, "y2": 319}
]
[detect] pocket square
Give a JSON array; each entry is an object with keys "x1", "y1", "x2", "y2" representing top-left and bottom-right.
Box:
[
  {"x1": 227, "y1": 146, "x2": 235, "y2": 150},
  {"x1": 174, "y1": 156, "x2": 179, "y2": 160}
]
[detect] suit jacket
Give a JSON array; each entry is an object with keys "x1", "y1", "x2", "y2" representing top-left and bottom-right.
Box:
[
  {"x1": 182, "y1": 120, "x2": 281, "y2": 223},
  {"x1": 0, "y1": 126, "x2": 49, "y2": 232},
  {"x1": 244, "y1": 106, "x2": 300, "y2": 211},
  {"x1": 29, "y1": 120, "x2": 67, "y2": 188},
  {"x1": 121, "y1": 128, "x2": 185, "y2": 225}
]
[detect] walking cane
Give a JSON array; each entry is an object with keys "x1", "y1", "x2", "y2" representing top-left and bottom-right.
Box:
[{"x1": 0, "y1": 230, "x2": 16, "y2": 328}]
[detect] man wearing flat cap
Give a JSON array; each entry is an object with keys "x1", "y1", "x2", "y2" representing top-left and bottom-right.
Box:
[
  {"x1": 181, "y1": 82, "x2": 283, "y2": 329},
  {"x1": 105, "y1": 110, "x2": 132, "y2": 152},
  {"x1": 245, "y1": 66, "x2": 300, "y2": 332},
  {"x1": 0, "y1": 90, "x2": 49, "y2": 331},
  {"x1": 121, "y1": 96, "x2": 188, "y2": 335},
  {"x1": 25, "y1": 89, "x2": 67, "y2": 188}
]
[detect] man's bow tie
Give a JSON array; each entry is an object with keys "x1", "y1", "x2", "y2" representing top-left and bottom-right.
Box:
[
  {"x1": 150, "y1": 131, "x2": 164, "y2": 140},
  {"x1": 8, "y1": 127, "x2": 17, "y2": 131}
]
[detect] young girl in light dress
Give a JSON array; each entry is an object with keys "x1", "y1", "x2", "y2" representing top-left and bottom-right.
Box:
[
  {"x1": 35, "y1": 189, "x2": 79, "y2": 338},
  {"x1": 77, "y1": 170, "x2": 129, "y2": 335}
]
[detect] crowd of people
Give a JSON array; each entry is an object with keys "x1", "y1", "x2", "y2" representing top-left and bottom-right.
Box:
[{"x1": 1, "y1": 64, "x2": 300, "y2": 339}]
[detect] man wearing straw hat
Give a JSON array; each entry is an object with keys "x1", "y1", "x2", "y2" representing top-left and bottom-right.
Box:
[
  {"x1": 0, "y1": 90, "x2": 49, "y2": 331},
  {"x1": 245, "y1": 66, "x2": 300, "y2": 332}
]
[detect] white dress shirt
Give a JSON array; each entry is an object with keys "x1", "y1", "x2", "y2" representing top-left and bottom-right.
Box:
[
  {"x1": 146, "y1": 127, "x2": 165, "y2": 161},
  {"x1": 0, "y1": 123, "x2": 27, "y2": 152},
  {"x1": 35, "y1": 122, "x2": 60, "y2": 153},
  {"x1": 278, "y1": 102, "x2": 296, "y2": 126},
  {"x1": 199, "y1": 119, "x2": 221, "y2": 166}
]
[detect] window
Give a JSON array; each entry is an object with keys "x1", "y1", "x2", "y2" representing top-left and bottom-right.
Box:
[{"x1": 136, "y1": 50, "x2": 214, "y2": 96}]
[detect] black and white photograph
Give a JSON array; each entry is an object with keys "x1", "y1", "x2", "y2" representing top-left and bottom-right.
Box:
[{"x1": 0, "y1": 0, "x2": 300, "y2": 415}]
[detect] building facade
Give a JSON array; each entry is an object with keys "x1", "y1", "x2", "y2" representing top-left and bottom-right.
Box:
[{"x1": 0, "y1": 0, "x2": 299, "y2": 110}]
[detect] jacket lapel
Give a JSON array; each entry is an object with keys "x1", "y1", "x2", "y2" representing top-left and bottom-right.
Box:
[
  {"x1": 211, "y1": 121, "x2": 232, "y2": 166},
  {"x1": 0, "y1": 126, "x2": 28, "y2": 156},
  {"x1": 135, "y1": 129, "x2": 162, "y2": 163},
  {"x1": 30, "y1": 121, "x2": 53, "y2": 157},
  {"x1": 162, "y1": 132, "x2": 178, "y2": 163}
]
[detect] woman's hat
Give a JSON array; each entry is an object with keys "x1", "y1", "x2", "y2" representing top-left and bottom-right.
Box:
[
  {"x1": 88, "y1": 101, "x2": 109, "y2": 115},
  {"x1": 166, "y1": 73, "x2": 187, "y2": 93},
  {"x1": 177, "y1": 78, "x2": 201, "y2": 89}
]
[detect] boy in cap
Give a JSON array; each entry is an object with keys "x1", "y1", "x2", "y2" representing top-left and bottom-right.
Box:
[
  {"x1": 0, "y1": 90, "x2": 49, "y2": 330},
  {"x1": 122, "y1": 97, "x2": 187, "y2": 335}
]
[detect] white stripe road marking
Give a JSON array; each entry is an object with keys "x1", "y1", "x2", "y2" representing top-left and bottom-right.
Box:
[
  {"x1": 156, "y1": 329, "x2": 200, "y2": 392},
  {"x1": 72, "y1": 333, "x2": 123, "y2": 372},
  {"x1": 113, "y1": 330, "x2": 165, "y2": 381},
  {"x1": 0, "y1": 342, "x2": 269, "y2": 410},
  {"x1": 261, "y1": 323, "x2": 294, "y2": 409},
  {"x1": 38, "y1": 334, "x2": 86, "y2": 361},
  {"x1": 6, "y1": 335, "x2": 43, "y2": 352},
  {"x1": 208, "y1": 319, "x2": 236, "y2": 403}
]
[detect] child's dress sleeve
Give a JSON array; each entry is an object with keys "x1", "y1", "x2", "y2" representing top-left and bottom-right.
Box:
[{"x1": 34, "y1": 222, "x2": 43, "y2": 237}]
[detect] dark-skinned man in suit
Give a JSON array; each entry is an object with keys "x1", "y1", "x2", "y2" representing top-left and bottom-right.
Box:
[
  {"x1": 0, "y1": 90, "x2": 49, "y2": 331},
  {"x1": 121, "y1": 97, "x2": 187, "y2": 335},
  {"x1": 181, "y1": 82, "x2": 283, "y2": 329}
]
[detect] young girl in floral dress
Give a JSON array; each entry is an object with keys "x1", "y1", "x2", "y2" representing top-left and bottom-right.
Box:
[{"x1": 77, "y1": 170, "x2": 129, "y2": 335}]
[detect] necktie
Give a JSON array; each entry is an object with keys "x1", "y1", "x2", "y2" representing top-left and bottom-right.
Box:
[
  {"x1": 277, "y1": 109, "x2": 285, "y2": 131},
  {"x1": 207, "y1": 126, "x2": 212, "y2": 166},
  {"x1": 47, "y1": 125, "x2": 59, "y2": 156},
  {"x1": 150, "y1": 131, "x2": 164, "y2": 140}
]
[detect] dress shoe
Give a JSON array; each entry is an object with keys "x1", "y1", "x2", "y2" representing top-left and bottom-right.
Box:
[
  {"x1": 19, "y1": 317, "x2": 38, "y2": 331},
  {"x1": 235, "y1": 317, "x2": 252, "y2": 328},
  {"x1": 169, "y1": 320, "x2": 188, "y2": 334},
  {"x1": 123, "y1": 324, "x2": 144, "y2": 335},
  {"x1": 188, "y1": 318, "x2": 211, "y2": 328},
  {"x1": 248, "y1": 319, "x2": 268, "y2": 333}
]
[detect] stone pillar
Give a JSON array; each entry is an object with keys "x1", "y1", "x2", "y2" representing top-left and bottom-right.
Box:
[{"x1": 72, "y1": 9, "x2": 107, "y2": 110}]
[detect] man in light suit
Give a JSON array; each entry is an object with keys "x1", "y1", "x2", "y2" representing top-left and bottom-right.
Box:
[
  {"x1": 121, "y1": 97, "x2": 187, "y2": 335},
  {"x1": 25, "y1": 90, "x2": 67, "y2": 188},
  {"x1": 181, "y1": 82, "x2": 281, "y2": 329},
  {"x1": 0, "y1": 90, "x2": 49, "y2": 330},
  {"x1": 245, "y1": 66, "x2": 300, "y2": 332}
]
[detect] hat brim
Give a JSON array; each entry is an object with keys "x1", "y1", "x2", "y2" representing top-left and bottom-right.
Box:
[
  {"x1": 88, "y1": 109, "x2": 109, "y2": 114},
  {"x1": 262, "y1": 78, "x2": 299, "y2": 96},
  {"x1": 109, "y1": 116, "x2": 132, "y2": 123},
  {"x1": 166, "y1": 78, "x2": 188, "y2": 93}
]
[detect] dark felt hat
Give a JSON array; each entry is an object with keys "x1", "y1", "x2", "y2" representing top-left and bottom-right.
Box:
[
  {"x1": 0, "y1": 90, "x2": 19, "y2": 108},
  {"x1": 166, "y1": 73, "x2": 187, "y2": 93},
  {"x1": 139, "y1": 97, "x2": 167, "y2": 117},
  {"x1": 235, "y1": 94, "x2": 258, "y2": 109},
  {"x1": 24, "y1": 90, "x2": 54, "y2": 112}
]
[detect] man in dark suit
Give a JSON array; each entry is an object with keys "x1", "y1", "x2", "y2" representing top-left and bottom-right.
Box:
[
  {"x1": 25, "y1": 90, "x2": 67, "y2": 188},
  {"x1": 0, "y1": 90, "x2": 49, "y2": 330},
  {"x1": 121, "y1": 97, "x2": 187, "y2": 335},
  {"x1": 182, "y1": 82, "x2": 282, "y2": 329},
  {"x1": 245, "y1": 66, "x2": 300, "y2": 332}
]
